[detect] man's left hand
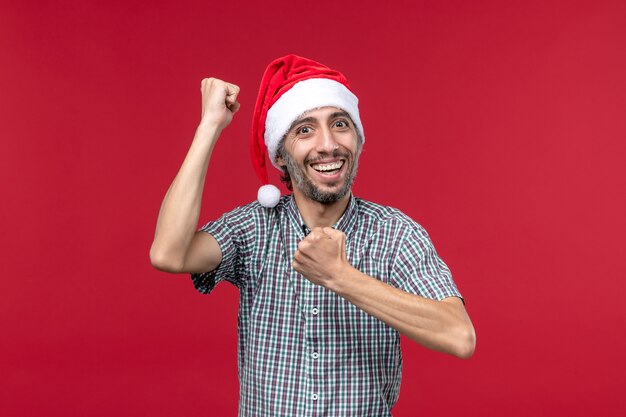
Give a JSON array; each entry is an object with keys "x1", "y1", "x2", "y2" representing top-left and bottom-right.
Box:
[{"x1": 293, "y1": 227, "x2": 350, "y2": 288}]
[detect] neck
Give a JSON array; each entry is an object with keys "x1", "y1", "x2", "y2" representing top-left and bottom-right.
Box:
[{"x1": 292, "y1": 189, "x2": 351, "y2": 229}]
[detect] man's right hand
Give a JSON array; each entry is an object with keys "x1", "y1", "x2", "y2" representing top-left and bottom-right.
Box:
[{"x1": 199, "y1": 78, "x2": 241, "y2": 131}]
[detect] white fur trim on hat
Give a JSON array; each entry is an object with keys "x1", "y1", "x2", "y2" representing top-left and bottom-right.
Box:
[{"x1": 264, "y1": 78, "x2": 364, "y2": 168}]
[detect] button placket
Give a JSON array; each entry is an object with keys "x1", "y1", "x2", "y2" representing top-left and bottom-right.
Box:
[{"x1": 307, "y1": 285, "x2": 323, "y2": 410}]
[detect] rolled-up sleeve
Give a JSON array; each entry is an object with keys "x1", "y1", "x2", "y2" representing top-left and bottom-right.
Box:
[
  {"x1": 190, "y1": 212, "x2": 248, "y2": 294},
  {"x1": 391, "y1": 224, "x2": 463, "y2": 302}
]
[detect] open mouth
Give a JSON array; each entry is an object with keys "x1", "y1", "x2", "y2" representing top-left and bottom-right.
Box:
[{"x1": 310, "y1": 160, "x2": 345, "y2": 175}]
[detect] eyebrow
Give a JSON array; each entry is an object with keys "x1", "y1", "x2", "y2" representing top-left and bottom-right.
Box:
[{"x1": 287, "y1": 111, "x2": 353, "y2": 133}]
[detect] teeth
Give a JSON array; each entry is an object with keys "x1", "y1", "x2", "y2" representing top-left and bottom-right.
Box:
[{"x1": 312, "y1": 161, "x2": 344, "y2": 172}]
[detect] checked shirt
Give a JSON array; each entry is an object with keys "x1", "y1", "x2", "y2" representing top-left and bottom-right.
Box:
[{"x1": 191, "y1": 195, "x2": 461, "y2": 417}]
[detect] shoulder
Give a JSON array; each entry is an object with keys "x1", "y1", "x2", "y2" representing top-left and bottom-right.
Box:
[
  {"x1": 354, "y1": 197, "x2": 427, "y2": 233},
  {"x1": 353, "y1": 197, "x2": 436, "y2": 254},
  {"x1": 216, "y1": 195, "x2": 291, "y2": 226}
]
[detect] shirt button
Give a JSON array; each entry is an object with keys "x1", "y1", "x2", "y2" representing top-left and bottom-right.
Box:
[
  {"x1": 311, "y1": 307, "x2": 319, "y2": 315},
  {"x1": 312, "y1": 352, "x2": 319, "y2": 359},
  {"x1": 312, "y1": 393, "x2": 318, "y2": 401}
]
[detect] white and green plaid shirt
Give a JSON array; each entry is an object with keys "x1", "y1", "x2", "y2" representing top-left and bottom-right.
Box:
[{"x1": 191, "y1": 195, "x2": 461, "y2": 417}]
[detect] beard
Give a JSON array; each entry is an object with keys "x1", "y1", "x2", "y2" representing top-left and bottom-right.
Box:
[{"x1": 282, "y1": 150, "x2": 358, "y2": 204}]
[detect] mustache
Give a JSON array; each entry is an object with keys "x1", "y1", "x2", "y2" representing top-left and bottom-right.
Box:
[{"x1": 304, "y1": 150, "x2": 350, "y2": 165}]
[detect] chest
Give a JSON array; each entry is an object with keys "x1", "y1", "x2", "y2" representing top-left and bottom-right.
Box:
[{"x1": 241, "y1": 222, "x2": 398, "y2": 341}]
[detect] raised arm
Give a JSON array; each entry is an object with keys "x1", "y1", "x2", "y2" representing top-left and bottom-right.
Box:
[{"x1": 150, "y1": 78, "x2": 240, "y2": 274}]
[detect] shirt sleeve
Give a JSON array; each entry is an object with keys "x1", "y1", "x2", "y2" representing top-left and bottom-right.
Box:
[
  {"x1": 190, "y1": 208, "x2": 253, "y2": 294},
  {"x1": 390, "y1": 223, "x2": 463, "y2": 302}
]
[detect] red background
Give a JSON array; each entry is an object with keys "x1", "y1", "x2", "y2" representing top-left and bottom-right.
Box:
[{"x1": 2, "y1": 0, "x2": 625, "y2": 415}]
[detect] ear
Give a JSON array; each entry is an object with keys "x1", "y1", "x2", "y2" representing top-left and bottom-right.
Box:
[{"x1": 275, "y1": 155, "x2": 286, "y2": 167}]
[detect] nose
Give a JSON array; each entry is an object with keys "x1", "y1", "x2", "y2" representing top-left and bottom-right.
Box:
[{"x1": 316, "y1": 125, "x2": 339, "y2": 153}]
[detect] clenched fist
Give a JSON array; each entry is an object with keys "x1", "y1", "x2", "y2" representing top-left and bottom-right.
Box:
[
  {"x1": 199, "y1": 78, "x2": 241, "y2": 130},
  {"x1": 293, "y1": 227, "x2": 351, "y2": 289}
]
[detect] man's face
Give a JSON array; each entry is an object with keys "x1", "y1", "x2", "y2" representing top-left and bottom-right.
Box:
[{"x1": 277, "y1": 106, "x2": 361, "y2": 204}]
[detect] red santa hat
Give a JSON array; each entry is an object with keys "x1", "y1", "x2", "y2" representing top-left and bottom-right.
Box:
[{"x1": 250, "y1": 54, "x2": 364, "y2": 208}]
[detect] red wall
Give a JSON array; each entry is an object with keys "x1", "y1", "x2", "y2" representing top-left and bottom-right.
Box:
[{"x1": 2, "y1": 0, "x2": 625, "y2": 415}]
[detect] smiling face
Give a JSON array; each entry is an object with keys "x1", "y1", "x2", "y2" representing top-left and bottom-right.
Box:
[{"x1": 276, "y1": 106, "x2": 362, "y2": 204}]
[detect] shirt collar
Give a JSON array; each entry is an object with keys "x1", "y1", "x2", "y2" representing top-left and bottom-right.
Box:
[{"x1": 285, "y1": 194, "x2": 358, "y2": 239}]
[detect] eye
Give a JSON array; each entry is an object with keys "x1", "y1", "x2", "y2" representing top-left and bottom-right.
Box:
[
  {"x1": 334, "y1": 120, "x2": 350, "y2": 129},
  {"x1": 297, "y1": 126, "x2": 312, "y2": 135}
]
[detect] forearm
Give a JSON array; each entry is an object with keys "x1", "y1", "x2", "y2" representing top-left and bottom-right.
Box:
[
  {"x1": 328, "y1": 266, "x2": 476, "y2": 358},
  {"x1": 150, "y1": 122, "x2": 221, "y2": 270}
]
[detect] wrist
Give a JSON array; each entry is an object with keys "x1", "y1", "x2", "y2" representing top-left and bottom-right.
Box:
[
  {"x1": 196, "y1": 119, "x2": 224, "y2": 136},
  {"x1": 192, "y1": 122, "x2": 223, "y2": 150},
  {"x1": 326, "y1": 262, "x2": 357, "y2": 295}
]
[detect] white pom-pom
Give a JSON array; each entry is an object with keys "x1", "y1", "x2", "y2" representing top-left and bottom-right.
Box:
[{"x1": 257, "y1": 184, "x2": 281, "y2": 208}]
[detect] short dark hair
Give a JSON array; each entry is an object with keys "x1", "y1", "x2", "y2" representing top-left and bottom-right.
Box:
[
  {"x1": 276, "y1": 142, "x2": 294, "y2": 191},
  {"x1": 277, "y1": 156, "x2": 294, "y2": 191}
]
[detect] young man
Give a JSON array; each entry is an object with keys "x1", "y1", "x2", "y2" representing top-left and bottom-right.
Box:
[{"x1": 150, "y1": 55, "x2": 475, "y2": 416}]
